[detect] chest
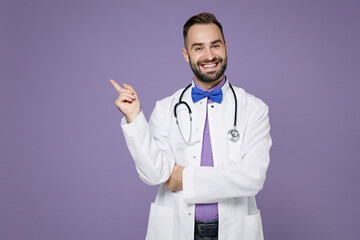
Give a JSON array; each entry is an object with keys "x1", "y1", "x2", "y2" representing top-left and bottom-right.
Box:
[{"x1": 169, "y1": 96, "x2": 246, "y2": 167}]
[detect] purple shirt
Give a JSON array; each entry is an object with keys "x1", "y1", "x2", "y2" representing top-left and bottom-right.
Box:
[{"x1": 194, "y1": 76, "x2": 226, "y2": 221}]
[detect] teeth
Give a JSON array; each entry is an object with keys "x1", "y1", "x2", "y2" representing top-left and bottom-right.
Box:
[{"x1": 203, "y1": 64, "x2": 216, "y2": 68}]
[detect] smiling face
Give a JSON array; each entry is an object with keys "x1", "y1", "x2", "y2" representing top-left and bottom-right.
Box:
[{"x1": 182, "y1": 23, "x2": 227, "y2": 87}]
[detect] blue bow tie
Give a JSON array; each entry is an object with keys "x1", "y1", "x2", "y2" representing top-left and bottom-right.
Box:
[{"x1": 191, "y1": 87, "x2": 223, "y2": 103}]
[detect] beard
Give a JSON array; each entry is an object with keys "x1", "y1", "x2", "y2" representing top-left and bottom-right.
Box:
[{"x1": 189, "y1": 54, "x2": 227, "y2": 83}]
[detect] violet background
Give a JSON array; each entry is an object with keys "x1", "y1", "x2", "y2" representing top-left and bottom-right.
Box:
[{"x1": 1, "y1": 0, "x2": 359, "y2": 239}]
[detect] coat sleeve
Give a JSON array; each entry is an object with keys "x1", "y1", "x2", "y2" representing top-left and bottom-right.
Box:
[
  {"x1": 182, "y1": 100, "x2": 272, "y2": 204},
  {"x1": 121, "y1": 101, "x2": 175, "y2": 185}
]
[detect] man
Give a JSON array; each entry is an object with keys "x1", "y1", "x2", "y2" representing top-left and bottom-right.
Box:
[{"x1": 110, "y1": 13, "x2": 271, "y2": 240}]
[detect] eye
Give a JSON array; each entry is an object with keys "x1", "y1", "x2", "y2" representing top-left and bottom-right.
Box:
[
  {"x1": 212, "y1": 45, "x2": 220, "y2": 49},
  {"x1": 195, "y1": 47, "x2": 202, "y2": 52}
]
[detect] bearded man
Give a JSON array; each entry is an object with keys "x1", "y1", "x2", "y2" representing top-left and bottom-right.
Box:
[{"x1": 110, "y1": 12, "x2": 272, "y2": 240}]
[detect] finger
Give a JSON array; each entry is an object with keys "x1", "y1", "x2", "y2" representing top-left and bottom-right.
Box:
[
  {"x1": 119, "y1": 88, "x2": 135, "y2": 96},
  {"x1": 119, "y1": 91, "x2": 136, "y2": 100},
  {"x1": 123, "y1": 83, "x2": 139, "y2": 98},
  {"x1": 110, "y1": 79, "x2": 122, "y2": 92},
  {"x1": 123, "y1": 83, "x2": 136, "y2": 93},
  {"x1": 117, "y1": 95, "x2": 134, "y2": 103}
]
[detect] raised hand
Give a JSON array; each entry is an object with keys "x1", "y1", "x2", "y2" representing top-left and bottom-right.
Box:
[{"x1": 110, "y1": 79, "x2": 141, "y2": 123}]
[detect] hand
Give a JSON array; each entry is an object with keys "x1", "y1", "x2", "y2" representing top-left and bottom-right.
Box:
[
  {"x1": 166, "y1": 165, "x2": 185, "y2": 192},
  {"x1": 110, "y1": 79, "x2": 141, "y2": 123}
]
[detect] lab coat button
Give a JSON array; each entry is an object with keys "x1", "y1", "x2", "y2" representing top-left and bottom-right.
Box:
[
  {"x1": 188, "y1": 213, "x2": 191, "y2": 216},
  {"x1": 193, "y1": 156, "x2": 196, "y2": 159},
  {"x1": 211, "y1": 105, "x2": 214, "y2": 108}
]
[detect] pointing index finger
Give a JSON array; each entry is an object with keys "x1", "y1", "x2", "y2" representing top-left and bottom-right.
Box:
[{"x1": 109, "y1": 79, "x2": 121, "y2": 92}]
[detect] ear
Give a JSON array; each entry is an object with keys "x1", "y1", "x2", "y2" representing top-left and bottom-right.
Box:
[
  {"x1": 182, "y1": 48, "x2": 189, "y2": 63},
  {"x1": 225, "y1": 41, "x2": 228, "y2": 52}
]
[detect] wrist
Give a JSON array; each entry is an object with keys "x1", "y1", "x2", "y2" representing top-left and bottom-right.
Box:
[{"x1": 125, "y1": 109, "x2": 141, "y2": 123}]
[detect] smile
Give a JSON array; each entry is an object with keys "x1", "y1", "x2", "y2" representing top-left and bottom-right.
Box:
[
  {"x1": 203, "y1": 64, "x2": 217, "y2": 68},
  {"x1": 200, "y1": 62, "x2": 219, "y2": 71}
]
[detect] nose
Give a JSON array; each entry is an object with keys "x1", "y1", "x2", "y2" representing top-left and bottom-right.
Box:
[{"x1": 203, "y1": 47, "x2": 215, "y2": 60}]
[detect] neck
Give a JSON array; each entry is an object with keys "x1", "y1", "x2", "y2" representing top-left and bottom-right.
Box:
[{"x1": 194, "y1": 75, "x2": 224, "y2": 91}]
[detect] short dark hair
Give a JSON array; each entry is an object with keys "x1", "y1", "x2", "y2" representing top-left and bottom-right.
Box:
[{"x1": 183, "y1": 12, "x2": 225, "y2": 47}]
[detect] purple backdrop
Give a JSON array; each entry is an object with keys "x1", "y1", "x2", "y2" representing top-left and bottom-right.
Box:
[{"x1": 1, "y1": 0, "x2": 359, "y2": 239}]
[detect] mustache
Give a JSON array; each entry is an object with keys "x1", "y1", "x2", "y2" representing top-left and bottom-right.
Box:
[{"x1": 197, "y1": 56, "x2": 223, "y2": 65}]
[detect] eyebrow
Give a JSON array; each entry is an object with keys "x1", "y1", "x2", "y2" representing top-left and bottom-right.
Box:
[{"x1": 191, "y1": 39, "x2": 223, "y2": 49}]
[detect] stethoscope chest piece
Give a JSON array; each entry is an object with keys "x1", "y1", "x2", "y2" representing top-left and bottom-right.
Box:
[{"x1": 228, "y1": 129, "x2": 240, "y2": 142}]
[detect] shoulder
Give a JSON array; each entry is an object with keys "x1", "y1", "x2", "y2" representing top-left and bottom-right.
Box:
[
  {"x1": 149, "y1": 87, "x2": 187, "y2": 121},
  {"x1": 154, "y1": 88, "x2": 185, "y2": 110},
  {"x1": 231, "y1": 85, "x2": 269, "y2": 115},
  {"x1": 232, "y1": 85, "x2": 268, "y2": 106}
]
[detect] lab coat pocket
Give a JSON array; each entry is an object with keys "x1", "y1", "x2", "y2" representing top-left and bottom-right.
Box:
[
  {"x1": 146, "y1": 203, "x2": 174, "y2": 240},
  {"x1": 244, "y1": 210, "x2": 264, "y2": 240}
]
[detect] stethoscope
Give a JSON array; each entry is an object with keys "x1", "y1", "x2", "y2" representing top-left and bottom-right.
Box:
[{"x1": 174, "y1": 79, "x2": 240, "y2": 145}]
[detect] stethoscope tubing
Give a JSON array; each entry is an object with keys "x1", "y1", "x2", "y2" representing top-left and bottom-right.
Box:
[
  {"x1": 174, "y1": 84, "x2": 192, "y2": 119},
  {"x1": 174, "y1": 79, "x2": 239, "y2": 144},
  {"x1": 229, "y1": 83, "x2": 237, "y2": 128}
]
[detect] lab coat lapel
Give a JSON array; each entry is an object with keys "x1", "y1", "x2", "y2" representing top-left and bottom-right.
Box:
[
  {"x1": 182, "y1": 82, "x2": 207, "y2": 147},
  {"x1": 208, "y1": 80, "x2": 234, "y2": 166}
]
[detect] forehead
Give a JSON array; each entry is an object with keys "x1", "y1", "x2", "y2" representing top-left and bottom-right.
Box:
[{"x1": 186, "y1": 23, "x2": 223, "y2": 47}]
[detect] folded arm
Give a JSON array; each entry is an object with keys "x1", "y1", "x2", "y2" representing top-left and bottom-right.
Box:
[{"x1": 182, "y1": 102, "x2": 272, "y2": 204}]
